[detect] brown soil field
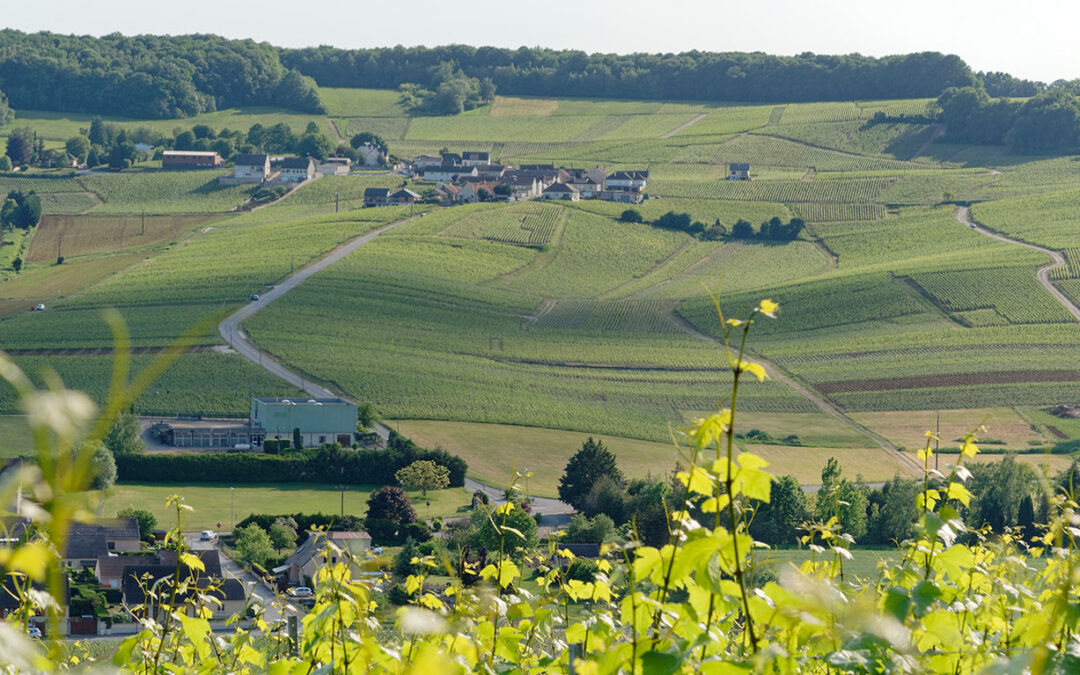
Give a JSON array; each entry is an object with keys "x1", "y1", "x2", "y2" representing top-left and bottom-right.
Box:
[
  {"x1": 26, "y1": 214, "x2": 217, "y2": 262},
  {"x1": 816, "y1": 370, "x2": 1080, "y2": 394}
]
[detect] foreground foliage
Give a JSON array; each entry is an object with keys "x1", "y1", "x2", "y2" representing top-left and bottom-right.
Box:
[{"x1": 3, "y1": 301, "x2": 1080, "y2": 673}]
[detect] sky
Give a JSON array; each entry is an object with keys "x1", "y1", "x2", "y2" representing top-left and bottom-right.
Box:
[{"x1": 5, "y1": 0, "x2": 1079, "y2": 83}]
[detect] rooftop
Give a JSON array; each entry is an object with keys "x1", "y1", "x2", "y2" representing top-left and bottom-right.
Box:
[
  {"x1": 162, "y1": 150, "x2": 220, "y2": 157},
  {"x1": 254, "y1": 397, "x2": 354, "y2": 407}
]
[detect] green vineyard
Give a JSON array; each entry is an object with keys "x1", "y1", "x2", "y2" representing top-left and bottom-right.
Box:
[{"x1": 907, "y1": 267, "x2": 1074, "y2": 324}]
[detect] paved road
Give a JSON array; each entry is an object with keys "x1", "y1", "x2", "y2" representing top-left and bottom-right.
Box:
[
  {"x1": 955, "y1": 206, "x2": 1080, "y2": 322},
  {"x1": 218, "y1": 215, "x2": 420, "y2": 404},
  {"x1": 188, "y1": 533, "x2": 290, "y2": 624},
  {"x1": 464, "y1": 477, "x2": 571, "y2": 517}
]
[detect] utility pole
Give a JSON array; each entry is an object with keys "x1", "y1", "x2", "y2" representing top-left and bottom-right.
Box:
[
  {"x1": 141, "y1": 210, "x2": 145, "y2": 235},
  {"x1": 230, "y1": 487, "x2": 235, "y2": 529},
  {"x1": 335, "y1": 192, "x2": 339, "y2": 213},
  {"x1": 57, "y1": 234, "x2": 62, "y2": 260}
]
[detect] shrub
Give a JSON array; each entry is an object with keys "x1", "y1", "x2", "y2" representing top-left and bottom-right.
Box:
[{"x1": 617, "y1": 208, "x2": 643, "y2": 223}]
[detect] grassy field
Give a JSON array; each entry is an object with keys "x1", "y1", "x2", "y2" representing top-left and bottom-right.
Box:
[
  {"x1": 849, "y1": 407, "x2": 1052, "y2": 451},
  {"x1": 5, "y1": 93, "x2": 1080, "y2": 489},
  {"x1": 392, "y1": 419, "x2": 902, "y2": 495},
  {"x1": 100, "y1": 482, "x2": 472, "y2": 532}
]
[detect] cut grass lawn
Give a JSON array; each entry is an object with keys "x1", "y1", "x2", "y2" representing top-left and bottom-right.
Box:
[
  {"x1": 392, "y1": 419, "x2": 900, "y2": 496},
  {"x1": 849, "y1": 407, "x2": 1051, "y2": 451},
  {"x1": 99, "y1": 482, "x2": 473, "y2": 532}
]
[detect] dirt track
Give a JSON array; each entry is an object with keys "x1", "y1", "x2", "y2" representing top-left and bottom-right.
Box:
[{"x1": 665, "y1": 310, "x2": 922, "y2": 476}]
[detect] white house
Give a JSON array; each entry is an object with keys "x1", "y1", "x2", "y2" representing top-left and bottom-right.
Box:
[
  {"x1": 276, "y1": 531, "x2": 372, "y2": 585},
  {"x1": 279, "y1": 157, "x2": 315, "y2": 183},
  {"x1": 567, "y1": 175, "x2": 602, "y2": 198},
  {"x1": 605, "y1": 170, "x2": 649, "y2": 192},
  {"x1": 507, "y1": 175, "x2": 542, "y2": 200},
  {"x1": 461, "y1": 151, "x2": 491, "y2": 166},
  {"x1": 542, "y1": 183, "x2": 580, "y2": 201},
  {"x1": 728, "y1": 162, "x2": 751, "y2": 180},
  {"x1": 232, "y1": 153, "x2": 271, "y2": 183}
]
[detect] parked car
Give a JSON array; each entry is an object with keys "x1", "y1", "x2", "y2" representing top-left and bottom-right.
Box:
[
  {"x1": 26, "y1": 626, "x2": 41, "y2": 639},
  {"x1": 288, "y1": 587, "x2": 313, "y2": 598},
  {"x1": 250, "y1": 294, "x2": 260, "y2": 301},
  {"x1": 200, "y1": 530, "x2": 217, "y2": 541},
  {"x1": 31, "y1": 304, "x2": 45, "y2": 311}
]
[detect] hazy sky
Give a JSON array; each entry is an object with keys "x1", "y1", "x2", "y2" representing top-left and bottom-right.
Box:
[{"x1": 5, "y1": 0, "x2": 1078, "y2": 83}]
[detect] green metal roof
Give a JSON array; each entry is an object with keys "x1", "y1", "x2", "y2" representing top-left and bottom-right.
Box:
[{"x1": 251, "y1": 398, "x2": 357, "y2": 436}]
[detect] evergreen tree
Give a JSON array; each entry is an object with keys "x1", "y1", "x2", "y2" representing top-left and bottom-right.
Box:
[{"x1": 558, "y1": 437, "x2": 623, "y2": 512}]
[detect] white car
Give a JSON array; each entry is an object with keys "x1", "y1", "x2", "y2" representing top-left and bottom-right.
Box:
[
  {"x1": 288, "y1": 586, "x2": 313, "y2": 598},
  {"x1": 32, "y1": 304, "x2": 45, "y2": 311},
  {"x1": 26, "y1": 626, "x2": 42, "y2": 639},
  {"x1": 200, "y1": 530, "x2": 217, "y2": 541}
]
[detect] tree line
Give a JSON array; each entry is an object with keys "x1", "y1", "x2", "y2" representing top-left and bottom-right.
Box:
[
  {"x1": 934, "y1": 85, "x2": 1080, "y2": 154},
  {"x1": 557, "y1": 437, "x2": 1076, "y2": 548},
  {"x1": 283, "y1": 46, "x2": 977, "y2": 103},
  {"x1": 0, "y1": 29, "x2": 324, "y2": 119},
  {"x1": 619, "y1": 209, "x2": 804, "y2": 242}
]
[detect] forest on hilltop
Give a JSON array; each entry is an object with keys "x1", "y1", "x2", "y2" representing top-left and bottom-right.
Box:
[{"x1": 0, "y1": 29, "x2": 1051, "y2": 120}]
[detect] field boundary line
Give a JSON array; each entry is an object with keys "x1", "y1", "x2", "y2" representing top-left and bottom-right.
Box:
[
  {"x1": 660, "y1": 113, "x2": 707, "y2": 139},
  {"x1": 955, "y1": 206, "x2": 1080, "y2": 322},
  {"x1": 665, "y1": 307, "x2": 922, "y2": 477}
]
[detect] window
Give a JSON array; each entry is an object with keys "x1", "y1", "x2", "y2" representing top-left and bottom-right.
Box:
[{"x1": 319, "y1": 436, "x2": 326, "y2": 443}]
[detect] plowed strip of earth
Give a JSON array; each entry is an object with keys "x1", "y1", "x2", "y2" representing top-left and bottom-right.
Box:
[{"x1": 816, "y1": 370, "x2": 1080, "y2": 394}]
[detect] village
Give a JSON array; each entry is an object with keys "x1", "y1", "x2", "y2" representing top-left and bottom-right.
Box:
[{"x1": 155, "y1": 142, "x2": 674, "y2": 209}]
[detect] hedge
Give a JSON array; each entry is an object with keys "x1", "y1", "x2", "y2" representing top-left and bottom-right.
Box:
[
  {"x1": 235, "y1": 513, "x2": 362, "y2": 543},
  {"x1": 116, "y1": 436, "x2": 467, "y2": 487}
]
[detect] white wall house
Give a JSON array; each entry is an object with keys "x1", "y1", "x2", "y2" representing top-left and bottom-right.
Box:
[{"x1": 233, "y1": 154, "x2": 271, "y2": 182}]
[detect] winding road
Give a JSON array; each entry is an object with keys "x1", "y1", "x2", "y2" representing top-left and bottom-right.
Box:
[
  {"x1": 215, "y1": 213, "x2": 575, "y2": 516},
  {"x1": 954, "y1": 206, "x2": 1080, "y2": 322},
  {"x1": 219, "y1": 215, "x2": 418, "y2": 401}
]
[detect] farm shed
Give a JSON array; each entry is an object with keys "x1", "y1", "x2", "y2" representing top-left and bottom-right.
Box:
[
  {"x1": 162, "y1": 150, "x2": 222, "y2": 169},
  {"x1": 390, "y1": 188, "x2": 421, "y2": 204},
  {"x1": 728, "y1": 162, "x2": 751, "y2": 180},
  {"x1": 152, "y1": 420, "x2": 265, "y2": 449},
  {"x1": 317, "y1": 157, "x2": 351, "y2": 176},
  {"x1": 251, "y1": 397, "x2": 358, "y2": 448}
]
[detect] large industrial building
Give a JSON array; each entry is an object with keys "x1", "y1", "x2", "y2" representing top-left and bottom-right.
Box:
[{"x1": 151, "y1": 397, "x2": 358, "y2": 449}]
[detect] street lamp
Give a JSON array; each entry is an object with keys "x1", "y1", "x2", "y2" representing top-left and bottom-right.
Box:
[{"x1": 524, "y1": 468, "x2": 530, "y2": 502}]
